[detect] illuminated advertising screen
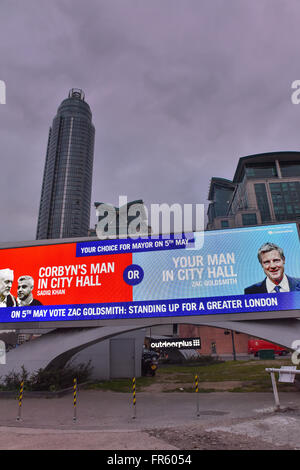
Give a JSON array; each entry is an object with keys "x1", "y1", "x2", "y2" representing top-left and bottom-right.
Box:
[{"x1": 0, "y1": 223, "x2": 299, "y2": 324}]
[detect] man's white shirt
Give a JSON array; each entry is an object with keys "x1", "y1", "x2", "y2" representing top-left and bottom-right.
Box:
[{"x1": 266, "y1": 274, "x2": 290, "y2": 293}]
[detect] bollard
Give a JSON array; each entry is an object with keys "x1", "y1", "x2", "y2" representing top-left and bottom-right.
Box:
[
  {"x1": 132, "y1": 377, "x2": 136, "y2": 419},
  {"x1": 73, "y1": 378, "x2": 77, "y2": 422},
  {"x1": 195, "y1": 374, "x2": 200, "y2": 417},
  {"x1": 16, "y1": 380, "x2": 24, "y2": 421}
]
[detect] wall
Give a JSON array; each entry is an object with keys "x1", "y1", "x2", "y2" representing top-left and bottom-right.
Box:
[
  {"x1": 68, "y1": 329, "x2": 145, "y2": 380},
  {"x1": 179, "y1": 324, "x2": 250, "y2": 356}
]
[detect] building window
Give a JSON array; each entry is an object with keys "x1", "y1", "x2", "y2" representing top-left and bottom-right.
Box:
[
  {"x1": 207, "y1": 204, "x2": 216, "y2": 224},
  {"x1": 221, "y1": 220, "x2": 229, "y2": 228},
  {"x1": 242, "y1": 213, "x2": 257, "y2": 226},
  {"x1": 254, "y1": 183, "x2": 271, "y2": 222},
  {"x1": 270, "y1": 182, "x2": 300, "y2": 221},
  {"x1": 214, "y1": 186, "x2": 233, "y2": 216},
  {"x1": 280, "y1": 161, "x2": 300, "y2": 177},
  {"x1": 245, "y1": 162, "x2": 277, "y2": 179}
]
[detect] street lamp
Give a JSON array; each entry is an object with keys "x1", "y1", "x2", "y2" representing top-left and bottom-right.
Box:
[{"x1": 224, "y1": 330, "x2": 239, "y2": 361}]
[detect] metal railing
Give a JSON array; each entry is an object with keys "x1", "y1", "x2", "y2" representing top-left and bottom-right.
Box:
[{"x1": 265, "y1": 367, "x2": 300, "y2": 409}]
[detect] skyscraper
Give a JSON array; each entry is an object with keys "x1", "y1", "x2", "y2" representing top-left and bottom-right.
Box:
[{"x1": 36, "y1": 89, "x2": 95, "y2": 240}]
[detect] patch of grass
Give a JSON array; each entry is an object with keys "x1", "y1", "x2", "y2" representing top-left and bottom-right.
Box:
[
  {"x1": 86, "y1": 379, "x2": 131, "y2": 393},
  {"x1": 84, "y1": 358, "x2": 298, "y2": 393},
  {"x1": 156, "y1": 359, "x2": 297, "y2": 392},
  {"x1": 86, "y1": 376, "x2": 156, "y2": 393},
  {"x1": 159, "y1": 359, "x2": 292, "y2": 382}
]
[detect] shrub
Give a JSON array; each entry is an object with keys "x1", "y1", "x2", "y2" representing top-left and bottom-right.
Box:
[
  {"x1": 30, "y1": 361, "x2": 92, "y2": 391},
  {"x1": 1, "y1": 365, "x2": 29, "y2": 390},
  {"x1": 0, "y1": 361, "x2": 92, "y2": 392}
]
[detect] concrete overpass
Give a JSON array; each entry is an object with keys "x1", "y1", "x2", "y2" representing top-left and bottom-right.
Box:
[{"x1": 1, "y1": 316, "x2": 300, "y2": 377}]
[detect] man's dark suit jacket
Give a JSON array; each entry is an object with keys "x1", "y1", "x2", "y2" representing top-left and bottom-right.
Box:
[
  {"x1": 29, "y1": 298, "x2": 43, "y2": 306},
  {"x1": 244, "y1": 276, "x2": 300, "y2": 294},
  {"x1": 6, "y1": 294, "x2": 16, "y2": 306}
]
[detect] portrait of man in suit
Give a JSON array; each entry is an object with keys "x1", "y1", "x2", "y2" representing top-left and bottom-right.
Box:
[
  {"x1": 0, "y1": 268, "x2": 16, "y2": 307},
  {"x1": 17, "y1": 275, "x2": 43, "y2": 306},
  {"x1": 244, "y1": 242, "x2": 300, "y2": 294}
]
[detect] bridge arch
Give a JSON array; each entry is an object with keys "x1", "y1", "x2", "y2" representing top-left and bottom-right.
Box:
[{"x1": 1, "y1": 317, "x2": 300, "y2": 378}]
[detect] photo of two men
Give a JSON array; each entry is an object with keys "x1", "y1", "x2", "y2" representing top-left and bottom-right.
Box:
[{"x1": 0, "y1": 269, "x2": 42, "y2": 307}]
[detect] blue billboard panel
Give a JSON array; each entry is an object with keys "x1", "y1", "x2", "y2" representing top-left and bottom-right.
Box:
[
  {"x1": 0, "y1": 224, "x2": 299, "y2": 323},
  {"x1": 132, "y1": 224, "x2": 300, "y2": 300}
]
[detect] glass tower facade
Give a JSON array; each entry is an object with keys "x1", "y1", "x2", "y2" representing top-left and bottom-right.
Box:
[
  {"x1": 207, "y1": 152, "x2": 300, "y2": 230},
  {"x1": 36, "y1": 89, "x2": 95, "y2": 239},
  {"x1": 270, "y1": 181, "x2": 300, "y2": 220}
]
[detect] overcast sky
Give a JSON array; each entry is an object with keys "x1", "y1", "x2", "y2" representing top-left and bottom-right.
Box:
[{"x1": 1, "y1": 0, "x2": 300, "y2": 242}]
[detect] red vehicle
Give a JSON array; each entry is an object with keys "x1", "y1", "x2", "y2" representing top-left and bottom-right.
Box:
[{"x1": 248, "y1": 339, "x2": 288, "y2": 356}]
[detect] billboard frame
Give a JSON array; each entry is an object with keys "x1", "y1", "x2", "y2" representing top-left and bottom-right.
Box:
[{"x1": 0, "y1": 222, "x2": 299, "y2": 330}]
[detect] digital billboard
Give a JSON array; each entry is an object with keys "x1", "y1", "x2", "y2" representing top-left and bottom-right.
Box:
[{"x1": 0, "y1": 223, "x2": 299, "y2": 324}]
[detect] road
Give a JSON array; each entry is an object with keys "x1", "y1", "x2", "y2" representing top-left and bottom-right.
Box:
[{"x1": 0, "y1": 389, "x2": 299, "y2": 450}]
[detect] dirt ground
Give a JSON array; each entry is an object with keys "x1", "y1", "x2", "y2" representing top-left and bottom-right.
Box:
[
  {"x1": 147, "y1": 416, "x2": 296, "y2": 450},
  {"x1": 143, "y1": 380, "x2": 248, "y2": 392}
]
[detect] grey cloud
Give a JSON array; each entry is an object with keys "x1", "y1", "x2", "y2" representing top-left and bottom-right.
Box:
[{"x1": 0, "y1": 0, "x2": 300, "y2": 242}]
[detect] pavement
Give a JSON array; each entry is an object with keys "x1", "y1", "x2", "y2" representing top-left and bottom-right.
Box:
[{"x1": 0, "y1": 389, "x2": 300, "y2": 450}]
